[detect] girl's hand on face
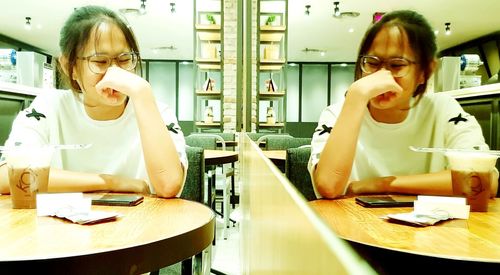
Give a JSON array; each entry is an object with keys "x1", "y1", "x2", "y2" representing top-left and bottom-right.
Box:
[
  {"x1": 348, "y1": 70, "x2": 403, "y2": 105},
  {"x1": 95, "y1": 67, "x2": 151, "y2": 103}
]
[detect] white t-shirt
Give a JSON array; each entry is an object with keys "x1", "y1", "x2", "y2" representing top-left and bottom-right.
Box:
[
  {"x1": 308, "y1": 92, "x2": 488, "y2": 197},
  {"x1": 4, "y1": 89, "x2": 188, "y2": 195}
]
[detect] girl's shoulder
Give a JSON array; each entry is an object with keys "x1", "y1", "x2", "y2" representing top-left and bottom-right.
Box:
[
  {"x1": 33, "y1": 89, "x2": 76, "y2": 107},
  {"x1": 422, "y1": 92, "x2": 458, "y2": 105}
]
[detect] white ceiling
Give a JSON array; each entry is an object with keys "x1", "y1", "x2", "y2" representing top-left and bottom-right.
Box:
[{"x1": 0, "y1": 0, "x2": 499, "y2": 62}]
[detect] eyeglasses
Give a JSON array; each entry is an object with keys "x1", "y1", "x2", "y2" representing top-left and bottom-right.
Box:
[
  {"x1": 359, "y1": 55, "x2": 416, "y2": 78},
  {"x1": 78, "y1": 52, "x2": 138, "y2": 74}
]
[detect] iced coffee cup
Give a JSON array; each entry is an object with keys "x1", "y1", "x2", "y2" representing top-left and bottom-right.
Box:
[
  {"x1": 446, "y1": 151, "x2": 498, "y2": 212},
  {"x1": 5, "y1": 146, "x2": 53, "y2": 209}
]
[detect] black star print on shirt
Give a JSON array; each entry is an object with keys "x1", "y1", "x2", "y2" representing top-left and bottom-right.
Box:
[
  {"x1": 448, "y1": 113, "x2": 468, "y2": 125},
  {"x1": 167, "y1": 123, "x2": 180, "y2": 134},
  {"x1": 316, "y1": 124, "x2": 332, "y2": 136},
  {"x1": 26, "y1": 108, "x2": 46, "y2": 121}
]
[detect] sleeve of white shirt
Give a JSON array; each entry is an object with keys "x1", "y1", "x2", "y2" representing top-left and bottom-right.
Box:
[
  {"x1": 4, "y1": 94, "x2": 51, "y2": 149},
  {"x1": 440, "y1": 94, "x2": 488, "y2": 150},
  {"x1": 159, "y1": 104, "x2": 188, "y2": 197},
  {"x1": 307, "y1": 105, "x2": 339, "y2": 198}
]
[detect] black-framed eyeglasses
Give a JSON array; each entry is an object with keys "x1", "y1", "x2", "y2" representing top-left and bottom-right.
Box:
[
  {"x1": 359, "y1": 55, "x2": 417, "y2": 78},
  {"x1": 78, "y1": 52, "x2": 138, "y2": 74}
]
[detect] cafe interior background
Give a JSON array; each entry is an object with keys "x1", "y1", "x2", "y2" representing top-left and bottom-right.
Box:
[
  {"x1": 0, "y1": 0, "x2": 499, "y2": 144},
  {"x1": 0, "y1": 0, "x2": 499, "y2": 274}
]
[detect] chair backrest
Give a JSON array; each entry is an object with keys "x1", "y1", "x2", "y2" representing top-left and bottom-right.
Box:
[
  {"x1": 285, "y1": 146, "x2": 316, "y2": 201},
  {"x1": 255, "y1": 134, "x2": 293, "y2": 148},
  {"x1": 266, "y1": 137, "x2": 312, "y2": 150},
  {"x1": 181, "y1": 146, "x2": 205, "y2": 202},
  {"x1": 188, "y1": 133, "x2": 231, "y2": 151},
  {"x1": 185, "y1": 135, "x2": 217, "y2": 150}
]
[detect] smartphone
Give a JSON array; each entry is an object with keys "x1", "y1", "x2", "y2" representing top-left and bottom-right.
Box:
[
  {"x1": 355, "y1": 196, "x2": 414, "y2": 208},
  {"x1": 92, "y1": 194, "x2": 144, "y2": 206}
]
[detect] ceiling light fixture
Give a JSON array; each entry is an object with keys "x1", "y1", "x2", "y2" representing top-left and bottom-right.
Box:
[
  {"x1": 333, "y1": 2, "x2": 340, "y2": 17},
  {"x1": 302, "y1": 48, "x2": 327, "y2": 56},
  {"x1": 305, "y1": 5, "x2": 311, "y2": 16},
  {"x1": 139, "y1": 0, "x2": 146, "y2": 15},
  {"x1": 151, "y1": 45, "x2": 178, "y2": 51},
  {"x1": 170, "y1": 2, "x2": 176, "y2": 13},
  {"x1": 445, "y1": 22, "x2": 451, "y2": 35},
  {"x1": 24, "y1": 17, "x2": 32, "y2": 30}
]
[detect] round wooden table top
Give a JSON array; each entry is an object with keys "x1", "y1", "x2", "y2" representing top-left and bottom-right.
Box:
[
  {"x1": 310, "y1": 196, "x2": 500, "y2": 263},
  {"x1": 204, "y1": 150, "x2": 239, "y2": 166},
  {"x1": 262, "y1": 150, "x2": 286, "y2": 161},
  {"x1": 0, "y1": 195, "x2": 215, "y2": 274}
]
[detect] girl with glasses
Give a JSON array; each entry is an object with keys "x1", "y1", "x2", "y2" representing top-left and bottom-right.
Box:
[
  {"x1": 308, "y1": 10, "x2": 495, "y2": 199},
  {"x1": 1, "y1": 6, "x2": 187, "y2": 198}
]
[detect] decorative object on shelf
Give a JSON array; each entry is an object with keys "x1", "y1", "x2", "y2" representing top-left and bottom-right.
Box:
[
  {"x1": 0, "y1": 49, "x2": 17, "y2": 84},
  {"x1": 201, "y1": 42, "x2": 217, "y2": 59},
  {"x1": 266, "y1": 107, "x2": 276, "y2": 125},
  {"x1": 459, "y1": 54, "x2": 483, "y2": 88},
  {"x1": 203, "y1": 78, "x2": 216, "y2": 92},
  {"x1": 169, "y1": 2, "x2": 175, "y2": 13},
  {"x1": 265, "y1": 76, "x2": 277, "y2": 92},
  {"x1": 206, "y1": 14, "x2": 216, "y2": 25},
  {"x1": 265, "y1": 15, "x2": 276, "y2": 26},
  {"x1": 264, "y1": 44, "x2": 280, "y2": 60},
  {"x1": 204, "y1": 106, "x2": 214, "y2": 124}
]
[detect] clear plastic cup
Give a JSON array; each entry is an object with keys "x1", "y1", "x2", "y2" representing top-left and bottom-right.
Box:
[
  {"x1": 446, "y1": 151, "x2": 498, "y2": 212},
  {"x1": 5, "y1": 146, "x2": 54, "y2": 209}
]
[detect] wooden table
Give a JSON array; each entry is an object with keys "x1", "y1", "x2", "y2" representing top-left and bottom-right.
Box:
[
  {"x1": 262, "y1": 150, "x2": 286, "y2": 162},
  {"x1": 0, "y1": 195, "x2": 215, "y2": 274},
  {"x1": 262, "y1": 150, "x2": 286, "y2": 172},
  {"x1": 310, "y1": 197, "x2": 500, "y2": 273},
  {"x1": 204, "y1": 149, "x2": 239, "y2": 166}
]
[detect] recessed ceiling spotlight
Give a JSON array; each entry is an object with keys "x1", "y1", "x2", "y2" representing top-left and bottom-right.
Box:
[
  {"x1": 139, "y1": 0, "x2": 147, "y2": 15},
  {"x1": 445, "y1": 22, "x2": 451, "y2": 35},
  {"x1": 305, "y1": 5, "x2": 311, "y2": 16},
  {"x1": 25, "y1": 17, "x2": 32, "y2": 30},
  {"x1": 348, "y1": 27, "x2": 354, "y2": 33},
  {"x1": 333, "y1": 2, "x2": 340, "y2": 18}
]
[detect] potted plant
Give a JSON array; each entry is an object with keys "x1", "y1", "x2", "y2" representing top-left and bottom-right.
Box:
[
  {"x1": 265, "y1": 15, "x2": 276, "y2": 26},
  {"x1": 206, "y1": 14, "x2": 216, "y2": 25}
]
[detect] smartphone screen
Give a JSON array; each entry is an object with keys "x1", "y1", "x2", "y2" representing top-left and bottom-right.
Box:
[{"x1": 355, "y1": 196, "x2": 414, "y2": 208}]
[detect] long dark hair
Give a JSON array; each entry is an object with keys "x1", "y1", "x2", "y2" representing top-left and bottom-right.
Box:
[
  {"x1": 354, "y1": 10, "x2": 437, "y2": 101},
  {"x1": 58, "y1": 5, "x2": 142, "y2": 93}
]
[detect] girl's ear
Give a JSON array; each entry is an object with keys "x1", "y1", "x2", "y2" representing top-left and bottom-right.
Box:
[
  {"x1": 58, "y1": 56, "x2": 77, "y2": 80},
  {"x1": 418, "y1": 58, "x2": 437, "y2": 84},
  {"x1": 58, "y1": 56, "x2": 69, "y2": 76}
]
